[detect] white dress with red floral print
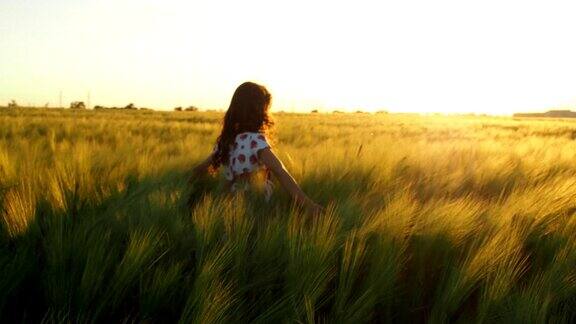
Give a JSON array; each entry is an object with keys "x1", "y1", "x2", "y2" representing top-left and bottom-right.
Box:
[{"x1": 215, "y1": 132, "x2": 274, "y2": 200}]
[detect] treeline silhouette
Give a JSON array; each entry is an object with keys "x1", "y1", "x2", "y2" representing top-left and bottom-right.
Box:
[{"x1": 514, "y1": 110, "x2": 576, "y2": 118}]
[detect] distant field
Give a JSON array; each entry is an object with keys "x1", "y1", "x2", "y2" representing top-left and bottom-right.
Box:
[{"x1": 1, "y1": 108, "x2": 575, "y2": 323}]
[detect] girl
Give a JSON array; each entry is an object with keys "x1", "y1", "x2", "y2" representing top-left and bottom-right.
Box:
[{"x1": 188, "y1": 81, "x2": 324, "y2": 215}]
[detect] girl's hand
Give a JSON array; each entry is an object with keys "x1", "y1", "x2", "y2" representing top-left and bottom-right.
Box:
[
  {"x1": 187, "y1": 165, "x2": 204, "y2": 185},
  {"x1": 259, "y1": 148, "x2": 324, "y2": 215},
  {"x1": 188, "y1": 155, "x2": 214, "y2": 185},
  {"x1": 306, "y1": 200, "x2": 325, "y2": 216}
]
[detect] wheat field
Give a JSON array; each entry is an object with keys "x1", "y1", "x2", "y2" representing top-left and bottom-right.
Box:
[{"x1": 1, "y1": 108, "x2": 575, "y2": 323}]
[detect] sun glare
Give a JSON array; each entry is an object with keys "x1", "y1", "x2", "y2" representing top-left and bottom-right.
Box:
[{"x1": 1, "y1": 0, "x2": 576, "y2": 114}]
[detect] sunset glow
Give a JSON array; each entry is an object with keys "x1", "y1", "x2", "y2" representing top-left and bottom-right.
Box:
[{"x1": 2, "y1": 0, "x2": 576, "y2": 114}]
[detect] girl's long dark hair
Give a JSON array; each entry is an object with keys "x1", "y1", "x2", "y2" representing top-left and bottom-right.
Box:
[{"x1": 210, "y1": 82, "x2": 273, "y2": 171}]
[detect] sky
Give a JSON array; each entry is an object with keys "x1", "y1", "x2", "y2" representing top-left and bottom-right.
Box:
[{"x1": 1, "y1": 0, "x2": 576, "y2": 114}]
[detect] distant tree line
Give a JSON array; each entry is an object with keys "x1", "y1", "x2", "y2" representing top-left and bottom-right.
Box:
[
  {"x1": 308, "y1": 109, "x2": 388, "y2": 114},
  {"x1": 3, "y1": 100, "x2": 37, "y2": 108},
  {"x1": 70, "y1": 101, "x2": 86, "y2": 109},
  {"x1": 174, "y1": 106, "x2": 199, "y2": 112},
  {"x1": 94, "y1": 103, "x2": 154, "y2": 111},
  {"x1": 514, "y1": 110, "x2": 576, "y2": 118},
  {"x1": 2, "y1": 100, "x2": 203, "y2": 112}
]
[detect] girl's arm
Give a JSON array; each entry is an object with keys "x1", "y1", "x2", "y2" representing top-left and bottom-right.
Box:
[
  {"x1": 258, "y1": 148, "x2": 324, "y2": 215},
  {"x1": 188, "y1": 154, "x2": 213, "y2": 183},
  {"x1": 186, "y1": 154, "x2": 214, "y2": 208}
]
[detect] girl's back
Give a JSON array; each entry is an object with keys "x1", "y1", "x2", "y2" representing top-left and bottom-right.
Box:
[{"x1": 189, "y1": 81, "x2": 323, "y2": 214}]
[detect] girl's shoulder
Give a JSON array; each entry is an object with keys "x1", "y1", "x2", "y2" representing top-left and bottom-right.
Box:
[
  {"x1": 235, "y1": 131, "x2": 268, "y2": 142},
  {"x1": 233, "y1": 132, "x2": 270, "y2": 152}
]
